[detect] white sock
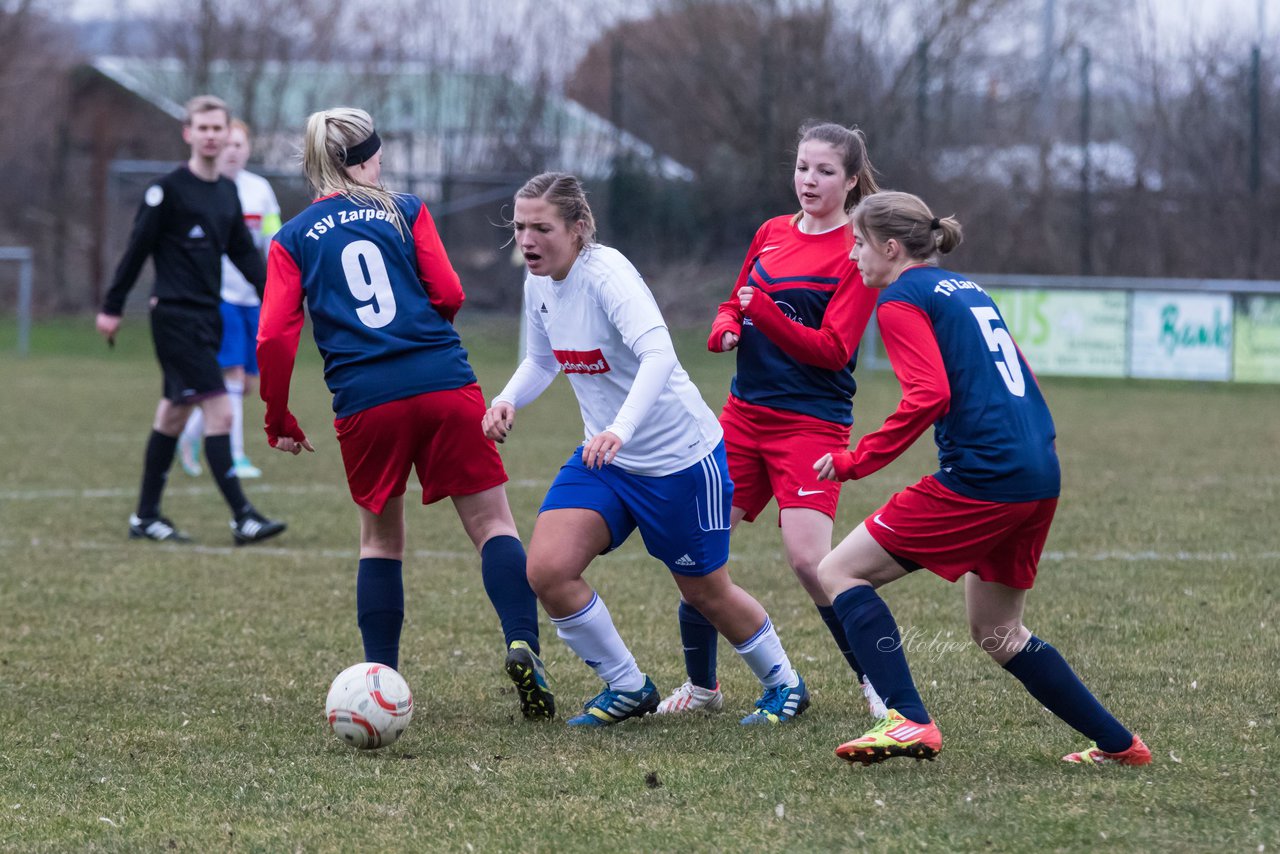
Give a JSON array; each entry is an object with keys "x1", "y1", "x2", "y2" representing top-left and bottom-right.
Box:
[
  {"x1": 226, "y1": 379, "x2": 245, "y2": 459},
  {"x1": 551, "y1": 592, "x2": 645, "y2": 691},
  {"x1": 181, "y1": 408, "x2": 203, "y2": 447},
  {"x1": 733, "y1": 617, "x2": 796, "y2": 689}
]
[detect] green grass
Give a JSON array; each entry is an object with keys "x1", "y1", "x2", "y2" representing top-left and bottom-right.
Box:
[{"x1": 1, "y1": 315, "x2": 1278, "y2": 852}]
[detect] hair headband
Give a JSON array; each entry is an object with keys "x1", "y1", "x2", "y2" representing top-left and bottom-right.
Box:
[
  {"x1": 343, "y1": 131, "x2": 382, "y2": 167},
  {"x1": 929, "y1": 217, "x2": 941, "y2": 231}
]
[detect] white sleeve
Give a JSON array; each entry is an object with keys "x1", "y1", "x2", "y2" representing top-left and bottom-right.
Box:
[
  {"x1": 604, "y1": 325, "x2": 676, "y2": 444},
  {"x1": 493, "y1": 288, "x2": 560, "y2": 408}
]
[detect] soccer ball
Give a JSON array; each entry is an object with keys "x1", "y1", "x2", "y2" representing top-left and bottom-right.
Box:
[{"x1": 324, "y1": 662, "x2": 414, "y2": 750}]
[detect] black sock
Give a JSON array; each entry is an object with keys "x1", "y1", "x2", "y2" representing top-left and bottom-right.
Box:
[
  {"x1": 204, "y1": 434, "x2": 250, "y2": 518},
  {"x1": 136, "y1": 430, "x2": 178, "y2": 519}
]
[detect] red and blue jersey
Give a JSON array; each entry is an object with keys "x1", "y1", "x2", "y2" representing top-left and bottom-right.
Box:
[
  {"x1": 708, "y1": 216, "x2": 877, "y2": 426},
  {"x1": 258, "y1": 192, "x2": 474, "y2": 436},
  {"x1": 835, "y1": 265, "x2": 1060, "y2": 502}
]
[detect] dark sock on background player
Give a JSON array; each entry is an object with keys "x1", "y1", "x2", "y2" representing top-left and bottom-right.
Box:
[
  {"x1": 677, "y1": 600, "x2": 719, "y2": 689},
  {"x1": 203, "y1": 433, "x2": 251, "y2": 516},
  {"x1": 357, "y1": 557, "x2": 404, "y2": 669},
  {"x1": 833, "y1": 585, "x2": 929, "y2": 723},
  {"x1": 136, "y1": 430, "x2": 178, "y2": 519},
  {"x1": 1003, "y1": 635, "x2": 1134, "y2": 753},
  {"x1": 480, "y1": 535, "x2": 540, "y2": 653}
]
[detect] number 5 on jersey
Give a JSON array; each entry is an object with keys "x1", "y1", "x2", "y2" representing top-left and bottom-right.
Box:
[
  {"x1": 970, "y1": 306, "x2": 1025, "y2": 397},
  {"x1": 342, "y1": 239, "x2": 397, "y2": 328}
]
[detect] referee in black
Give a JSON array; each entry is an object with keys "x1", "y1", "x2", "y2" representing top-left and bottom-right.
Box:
[{"x1": 95, "y1": 95, "x2": 286, "y2": 545}]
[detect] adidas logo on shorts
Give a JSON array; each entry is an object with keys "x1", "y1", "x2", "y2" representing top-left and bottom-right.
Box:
[{"x1": 674, "y1": 554, "x2": 696, "y2": 567}]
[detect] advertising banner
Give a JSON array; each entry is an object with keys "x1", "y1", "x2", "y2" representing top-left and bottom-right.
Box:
[
  {"x1": 1129, "y1": 292, "x2": 1232, "y2": 380},
  {"x1": 1234, "y1": 295, "x2": 1280, "y2": 383},
  {"x1": 987, "y1": 288, "x2": 1127, "y2": 377}
]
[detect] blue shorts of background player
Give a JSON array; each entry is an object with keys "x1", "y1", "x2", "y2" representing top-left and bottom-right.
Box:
[
  {"x1": 218, "y1": 301, "x2": 260, "y2": 373},
  {"x1": 540, "y1": 441, "x2": 733, "y2": 576}
]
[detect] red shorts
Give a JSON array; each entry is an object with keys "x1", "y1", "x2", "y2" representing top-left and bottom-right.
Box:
[
  {"x1": 334, "y1": 384, "x2": 508, "y2": 514},
  {"x1": 719, "y1": 396, "x2": 849, "y2": 523},
  {"x1": 863, "y1": 475, "x2": 1057, "y2": 590}
]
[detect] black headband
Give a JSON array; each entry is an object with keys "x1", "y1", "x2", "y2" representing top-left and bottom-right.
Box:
[
  {"x1": 342, "y1": 131, "x2": 381, "y2": 167},
  {"x1": 929, "y1": 217, "x2": 941, "y2": 230}
]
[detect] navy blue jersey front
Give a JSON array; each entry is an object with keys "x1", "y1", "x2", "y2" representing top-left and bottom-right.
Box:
[
  {"x1": 261, "y1": 192, "x2": 475, "y2": 421},
  {"x1": 876, "y1": 266, "x2": 1060, "y2": 501}
]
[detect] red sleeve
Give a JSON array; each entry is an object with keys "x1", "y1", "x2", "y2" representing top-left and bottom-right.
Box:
[
  {"x1": 830, "y1": 301, "x2": 950, "y2": 480},
  {"x1": 256, "y1": 241, "x2": 308, "y2": 448},
  {"x1": 742, "y1": 268, "x2": 877, "y2": 370},
  {"x1": 412, "y1": 203, "x2": 464, "y2": 322},
  {"x1": 707, "y1": 230, "x2": 763, "y2": 352}
]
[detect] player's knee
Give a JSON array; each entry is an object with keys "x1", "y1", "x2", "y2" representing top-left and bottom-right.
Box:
[
  {"x1": 816, "y1": 554, "x2": 847, "y2": 598},
  {"x1": 970, "y1": 620, "x2": 1029, "y2": 660}
]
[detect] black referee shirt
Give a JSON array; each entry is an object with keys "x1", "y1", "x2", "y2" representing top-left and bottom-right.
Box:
[{"x1": 102, "y1": 166, "x2": 266, "y2": 315}]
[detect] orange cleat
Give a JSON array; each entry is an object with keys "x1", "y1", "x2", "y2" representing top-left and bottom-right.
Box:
[
  {"x1": 836, "y1": 709, "x2": 942, "y2": 765},
  {"x1": 1063, "y1": 734, "x2": 1151, "y2": 766}
]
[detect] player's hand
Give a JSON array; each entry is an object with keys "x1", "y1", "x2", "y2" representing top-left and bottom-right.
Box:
[
  {"x1": 483, "y1": 401, "x2": 516, "y2": 443},
  {"x1": 582, "y1": 431, "x2": 623, "y2": 469},
  {"x1": 273, "y1": 436, "x2": 315, "y2": 455},
  {"x1": 813, "y1": 453, "x2": 838, "y2": 481},
  {"x1": 96, "y1": 312, "x2": 120, "y2": 346},
  {"x1": 737, "y1": 285, "x2": 754, "y2": 311},
  {"x1": 720, "y1": 331, "x2": 740, "y2": 351},
  {"x1": 814, "y1": 451, "x2": 856, "y2": 482}
]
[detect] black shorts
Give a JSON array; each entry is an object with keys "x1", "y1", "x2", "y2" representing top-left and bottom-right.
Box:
[{"x1": 150, "y1": 302, "x2": 225, "y2": 404}]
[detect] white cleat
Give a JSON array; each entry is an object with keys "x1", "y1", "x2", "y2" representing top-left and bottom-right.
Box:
[
  {"x1": 656, "y1": 679, "x2": 725, "y2": 714},
  {"x1": 862, "y1": 674, "x2": 888, "y2": 720},
  {"x1": 233, "y1": 456, "x2": 262, "y2": 479}
]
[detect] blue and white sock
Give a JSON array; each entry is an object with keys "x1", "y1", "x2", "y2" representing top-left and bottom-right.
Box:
[
  {"x1": 551, "y1": 592, "x2": 645, "y2": 692},
  {"x1": 733, "y1": 617, "x2": 795, "y2": 690},
  {"x1": 225, "y1": 378, "x2": 245, "y2": 460}
]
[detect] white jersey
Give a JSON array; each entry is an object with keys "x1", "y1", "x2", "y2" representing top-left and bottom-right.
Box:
[
  {"x1": 220, "y1": 170, "x2": 280, "y2": 306},
  {"x1": 520, "y1": 245, "x2": 722, "y2": 476}
]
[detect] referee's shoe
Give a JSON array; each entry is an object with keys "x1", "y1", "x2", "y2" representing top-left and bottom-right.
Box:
[{"x1": 230, "y1": 507, "x2": 287, "y2": 546}]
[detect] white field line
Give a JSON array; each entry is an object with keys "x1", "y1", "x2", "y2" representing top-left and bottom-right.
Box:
[
  {"x1": 0, "y1": 479, "x2": 547, "y2": 502},
  {"x1": 0, "y1": 538, "x2": 1276, "y2": 563}
]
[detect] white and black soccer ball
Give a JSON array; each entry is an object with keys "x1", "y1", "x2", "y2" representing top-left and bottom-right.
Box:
[{"x1": 324, "y1": 662, "x2": 414, "y2": 750}]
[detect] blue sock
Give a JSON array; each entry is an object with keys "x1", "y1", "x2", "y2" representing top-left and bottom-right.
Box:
[
  {"x1": 832, "y1": 586, "x2": 929, "y2": 723},
  {"x1": 818, "y1": 604, "x2": 866, "y2": 680},
  {"x1": 1003, "y1": 635, "x2": 1133, "y2": 753},
  {"x1": 677, "y1": 601, "x2": 719, "y2": 689},
  {"x1": 357, "y1": 558, "x2": 404, "y2": 669},
  {"x1": 480, "y1": 535, "x2": 539, "y2": 654}
]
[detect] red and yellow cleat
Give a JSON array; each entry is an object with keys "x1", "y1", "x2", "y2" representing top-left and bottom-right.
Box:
[
  {"x1": 835, "y1": 709, "x2": 942, "y2": 765},
  {"x1": 1063, "y1": 735, "x2": 1151, "y2": 766}
]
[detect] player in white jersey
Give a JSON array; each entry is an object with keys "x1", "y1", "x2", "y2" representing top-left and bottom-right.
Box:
[
  {"x1": 482, "y1": 172, "x2": 809, "y2": 727},
  {"x1": 179, "y1": 119, "x2": 281, "y2": 479}
]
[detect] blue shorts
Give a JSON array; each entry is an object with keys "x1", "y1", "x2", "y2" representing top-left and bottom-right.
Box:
[
  {"x1": 218, "y1": 301, "x2": 260, "y2": 374},
  {"x1": 539, "y1": 441, "x2": 733, "y2": 576}
]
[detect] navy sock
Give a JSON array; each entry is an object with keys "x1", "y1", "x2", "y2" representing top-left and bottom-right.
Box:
[
  {"x1": 832, "y1": 586, "x2": 929, "y2": 723},
  {"x1": 818, "y1": 604, "x2": 866, "y2": 680},
  {"x1": 1003, "y1": 635, "x2": 1133, "y2": 753},
  {"x1": 204, "y1": 434, "x2": 251, "y2": 518},
  {"x1": 677, "y1": 601, "x2": 719, "y2": 689},
  {"x1": 357, "y1": 558, "x2": 404, "y2": 669},
  {"x1": 480, "y1": 535, "x2": 539, "y2": 654},
  {"x1": 136, "y1": 430, "x2": 177, "y2": 519}
]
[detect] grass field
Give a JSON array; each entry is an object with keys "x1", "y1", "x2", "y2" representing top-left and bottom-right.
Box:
[{"x1": 1, "y1": 316, "x2": 1278, "y2": 852}]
